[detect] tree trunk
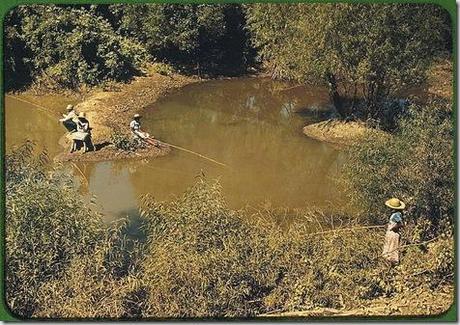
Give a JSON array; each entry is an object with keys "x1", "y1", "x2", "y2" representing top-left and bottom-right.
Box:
[{"x1": 326, "y1": 72, "x2": 346, "y2": 118}]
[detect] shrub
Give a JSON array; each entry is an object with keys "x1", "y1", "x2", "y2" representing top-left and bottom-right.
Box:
[
  {"x1": 340, "y1": 98, "x2": 454, "y2": 233},
  {"x1": 138, "y1": 179, "x2": 285, "y2": 317},
  {"x1": 110, "y1": 130, "x2": 146, "y2": 151},
  {"x1": 5, "y1": 142, "x2": 105, "y2": 317},
  {"x1": 34, "y1": 220, "x2": 145, "y2": 318}
]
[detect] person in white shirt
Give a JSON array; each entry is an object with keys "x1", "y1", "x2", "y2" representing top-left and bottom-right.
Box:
[
  {"x1": 70, "y1": 112, "x2": 93, "y2": 153},
  {"x1": 59, "y1": 104, "x2": 78, "y2": 132},
  {"x1": 130, "y1": 113, "x2": 157, "y2": 146}
]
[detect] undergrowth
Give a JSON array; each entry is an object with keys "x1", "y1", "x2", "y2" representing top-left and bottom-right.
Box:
[{"x1": 5, "y1": 143, "x2": 454, "y2": 319}]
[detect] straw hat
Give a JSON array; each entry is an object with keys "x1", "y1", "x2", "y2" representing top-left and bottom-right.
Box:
[
  {"x1": 66, "y1": 104, "x2": 74, "y2": 111},
  {"x1": 78, "y1": 112, "x2": 86, "y2": 118},
  {"x1": 385, "y1": 198, "x2": 405, "y2": 210},
  {"x1": 134, "y1": 113, "x2": 141, "y2": 119}
]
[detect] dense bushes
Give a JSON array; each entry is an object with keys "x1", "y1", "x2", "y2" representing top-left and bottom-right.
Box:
[
  {"x1": 4, "y1": 4, "x2": 254, "y2": 91},
  {"x1": 5, "y1": 147, "x2": 454, "y2": 318},
  {"x1": 5, "y1": 5, "x2": 147, "y2": 91},
  {"x1": 340, "y1": 99, "x2": 454, "y2": 235},
  {"x1": 5, "y1": 142, "x2": 105, "y2": 317}
]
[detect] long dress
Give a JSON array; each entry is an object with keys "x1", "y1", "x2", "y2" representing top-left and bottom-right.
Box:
[{"x1": 382, "y1": 222, "x2": 400, "y2": 264}]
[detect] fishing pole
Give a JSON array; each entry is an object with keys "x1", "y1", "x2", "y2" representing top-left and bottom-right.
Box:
[
  {"x1": 7, "y1": 95, "x2": 229, "y2": 168},
  {"x1": 5, "y1": 94, "x2": 54, "y2": 113},
  {"x1": 154, "y1": 140, "x2": 228, "y2": 168}
]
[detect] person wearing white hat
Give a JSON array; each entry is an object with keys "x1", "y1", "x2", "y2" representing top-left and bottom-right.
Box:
[
  {"x1": 59, "y1": 104, "x2": 79, "y2": 133},
  {"x1": 130, "y1": 113, "x2": 157, "y2": 146},
  {"x1": 382, "y1": 198, "x2": 406, "y2": 265}
]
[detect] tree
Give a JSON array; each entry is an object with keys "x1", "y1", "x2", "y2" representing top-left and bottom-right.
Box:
[
  {"x1": 113, "y1": 4, "x2": 253, "y2": 75},
  {"x1": 246, "y1": 4, "x2": 451, "y2": 120},
  {"x1": 5, "y1": 5, "x2": 148, "y2": 90}
]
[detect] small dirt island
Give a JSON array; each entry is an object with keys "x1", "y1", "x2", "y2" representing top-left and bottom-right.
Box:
[
  {"x1": 55, "y1": 70, "x2": 200, "y2": 162},
  {"x1": 12, "y1": 69, "x2": 200, "y2": 163}
]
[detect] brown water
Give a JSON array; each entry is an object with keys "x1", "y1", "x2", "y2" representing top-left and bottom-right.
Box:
[{"x1": 5, "y1": 78, "x2": 344, "y2": 220}]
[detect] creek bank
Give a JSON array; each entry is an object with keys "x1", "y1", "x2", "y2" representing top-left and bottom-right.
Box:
[
  {"x1": 303, "y1": 120, "x2": 387, "y2": 148},
  {"x1": 260, "y1": 284, "x2": 453, "y2": 318},
  {"x1": 54, "y1": 142, "x2": 171, "y2": 163}
]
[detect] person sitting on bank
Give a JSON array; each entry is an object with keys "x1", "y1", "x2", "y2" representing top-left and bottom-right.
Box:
[
  {"x1": 59, "y1": 104, "x2": 78, "y2": 133},
  {"x1": 70, "y1": 112, "x2": 93, "y2": 153},
  {"x1": 382, "y1": 198, "x2": 406, "y2": 266},
  {"x1": 130, "y1": 113, "x2": 157, "y2": 146}
]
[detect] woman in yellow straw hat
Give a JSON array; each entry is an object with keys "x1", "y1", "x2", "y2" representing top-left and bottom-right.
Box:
[{"x1": 382, "y1": 198, "x2": 406, "y2": 265}]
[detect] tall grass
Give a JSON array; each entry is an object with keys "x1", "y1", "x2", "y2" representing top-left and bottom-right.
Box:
[{"x1": 5, "y1": 142, "x2": 453, "y2": 319}]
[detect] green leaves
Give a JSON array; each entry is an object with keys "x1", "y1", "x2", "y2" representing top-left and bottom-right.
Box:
[
  {"x1": 6, "y1": 5, "x2": 149, "y2": 90},
  {"x1": 246, "y1": 4, "x2": 451, "y2": 118}
]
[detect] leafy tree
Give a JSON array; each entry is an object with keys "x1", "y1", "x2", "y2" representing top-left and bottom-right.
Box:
[
  {"x1": 112, "y1": 4, "x2": 253, "y2": 75},
  {"x1": 246, "y1": 4, "x2": 451, "y2": 120},
  {"x1": 5, "y1": 5, "x2": 148, "y2": 90}
]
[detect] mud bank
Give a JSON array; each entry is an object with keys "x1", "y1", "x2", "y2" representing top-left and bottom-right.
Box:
[{"x1": 54, "y1": 141, "x2": 171, "y2": 163}]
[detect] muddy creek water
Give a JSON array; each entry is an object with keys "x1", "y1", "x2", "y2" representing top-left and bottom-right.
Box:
[{"x1": 6, "y1": 78, "x2": 344, "y2": 221}]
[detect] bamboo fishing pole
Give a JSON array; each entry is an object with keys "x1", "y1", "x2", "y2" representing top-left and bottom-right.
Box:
[
  {"x1": 155, "y1": 140, "x2": 228, "y2": 168},
  {"x1": 7, "y1": 94, "x2": 229, "y2": 168},
  {"x1": 5, "y1": 94, "x2": 54, "y2": 114}
]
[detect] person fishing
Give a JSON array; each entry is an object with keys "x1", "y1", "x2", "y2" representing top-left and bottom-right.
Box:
[
  {"x1": 70, "y1": 112, "x2": 93, "y2": 153},
  {"x1": 382, "y1": 198, "x2": 406, "y2": 265},
  {"x1": 59, "y1": 104, "x2": 78, "y2": 133},
  {"x1": 130, "y1": 113, "x2": 158, "y2": 146}
]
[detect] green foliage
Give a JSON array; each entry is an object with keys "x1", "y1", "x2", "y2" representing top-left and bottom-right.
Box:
[
  {"x1": 148, "y1": 62, "x2": 176, "y2": 76},
  {"x1": 112, "y1": 4, "x2": 253, "y2": 75},
  {"x1": 5, "y1": 142, "x2": 105, "y2": 317},
  {"x1": 5, "y1": 5, "x2": 148, "y2": 90},
  {"x1": 340, "y1": 99, "x2": 454, "y2": 232},
  {"x1": 138, "y1": 179, "x2": 283, "y2": 317},
  {"x1": 34, "y1": 221, "x2": 144, "y2": 318},
  {"x1": 5, "y1": 4, "x2": 254, "y2": 90},
  {"x1": 110, "y1": 130, "x2": 146, "y2": 151},
  {"x1": 246, "y1": 4, "x2": 451, "y2": 119}
]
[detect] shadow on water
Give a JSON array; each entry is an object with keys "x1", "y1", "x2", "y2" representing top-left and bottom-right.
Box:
[{"x1": 113, "y1": 208, "x2": 148, "y2": 243}]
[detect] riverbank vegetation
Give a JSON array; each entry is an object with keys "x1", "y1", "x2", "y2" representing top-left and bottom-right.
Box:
[
  {"x1": 5, "y1": 4, "x2": 253, "y2": 91},
  {"x1": 5, "y1": 3, "x2": 454, "y2": 319},
  {"x1": 6, "y1": 144, "x2": 453, "y2": 318}
]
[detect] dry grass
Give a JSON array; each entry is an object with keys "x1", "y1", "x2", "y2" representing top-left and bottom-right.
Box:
[{"x1": 6, "y1": 144, "x2": 454, "y2": 319}]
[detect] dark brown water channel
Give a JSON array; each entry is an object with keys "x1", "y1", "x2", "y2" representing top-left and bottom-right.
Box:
[{"x1": 6, "y1": 78, "x2": 344, "y2": 221}]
